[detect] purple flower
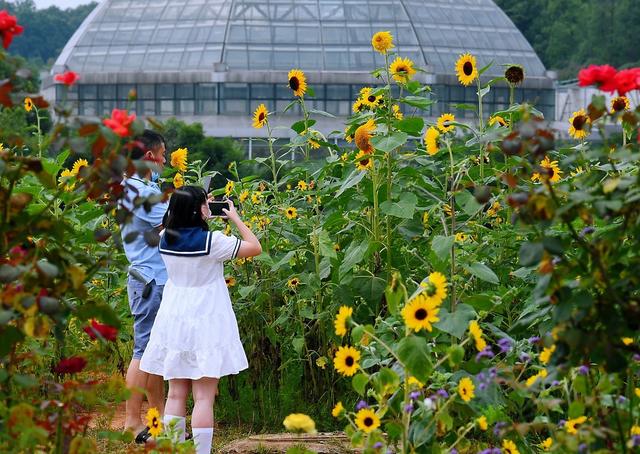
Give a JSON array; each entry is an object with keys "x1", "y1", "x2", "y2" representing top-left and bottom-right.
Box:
[
  {"x1": 479, "y1": 450, "x2": 493, "y2": 454},
  {"x1": 373, "y1": 442, "x2": 383, "y2": 449},
  {"x1": 409, "y1": 391, "x2": 421, "y2": 400},
  {"x1": 489, "y1": 367, "x2": 498, "y2": 378},
  {"x1": 558, "y1": 419, "x2": 566, "y2": 428},
  {"x1": 476, "y1": 346, "x2": 495, "y2": 362},
  {"x1": 356, "y1": 400, "x2": 369, "y2": 411},
  {"x1": 633, "y1": 435, "x2": 640, "y2": 447},
  {"x1": 404, "y1": 402, "x2": 414, "y2": 413},
  {"x1": 498, "y1": 338, "x2": 512, "y2": 353},
  {"x1": 479, "y1": 382, "x2": 487, "y2": 391},
  {"x1": 551, "y1": 380, "x2": 560, "y2": 386},
  {"x1": 617, "y1": 395, "x2": 627, "y2": 404},
  {"x1": 437, "y1": 389, "x2": 449, "y2": 399},
  {"x1": 491, "y1": 449, "x2": 501, "y2": 454},
  {"x1": 578, "y1": 443, "x2": 588, "y2": 453},
  {"x1": 519, "y1": 352, "x2": 531, "y2": 363},
  {"x1": 577, "y1": 365, "x2": 589, "y2": 375},
  {"x1": 493, "y1": 421, "x2": 507, "y2": 436},
  {"x1": 528, "y1": 336, "x2": 540, "y2": 344},
  {"x1": 450, "y1": 449, "x2": 458, "y2": 454},
  {"x1": 581, "y1": 226, "x2": 595, "y2": 236},
  {"x1": 477, "y1": 372, "x2": 486, "y2": 381},
  {"x1": 633, "y1": 354, "x2": 640, "y2": 362}
]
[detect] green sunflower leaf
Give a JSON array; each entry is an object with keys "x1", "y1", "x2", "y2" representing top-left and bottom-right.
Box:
[
  {"x1": 401, "y1": 96, "x2": 435, "y2": 110},
  {"x1": 371, "y1": 132, "x2": 408, "y2": 153},
  {"x1": 396, "y1": 336, "x2": 432, "y2": 383},
  {"x1": 464, "y1": 262, "x2": 499, "y2": 284}
]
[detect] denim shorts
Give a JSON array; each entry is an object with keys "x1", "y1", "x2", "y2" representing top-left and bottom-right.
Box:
[{"x1": 127, "y1": 276, "x2": 164, "y2": 360}]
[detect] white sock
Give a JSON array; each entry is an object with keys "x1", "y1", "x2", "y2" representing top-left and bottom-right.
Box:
[
  {"x1": 163, "y1": 414, "x2": 186, "y2": 442},
  {"x1": 192, "y1": 427, "x2": 214, "y2": 454}
]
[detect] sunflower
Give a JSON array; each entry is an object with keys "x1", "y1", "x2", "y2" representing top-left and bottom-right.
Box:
[
  {"x1": 352, "y1": 98, "x2": 367, "y2": 113},
  {"x1": 458, "y1": 377, "x2": 475, "y2": 402},
  {"x1": 288, "y1": 69, "x2": 307, "y2": 97},
  {"x1": 24, "y1": 97, "x2": 33, "y2": 112},
  {"x1": 58, "y1": 168, "x2": 76, "y2": 192},
  {"x1": 173, "y1": 173, "x2": 184, "y2": 188},
  {"x1": 532, "y1": 156, "x2": 563, "y2": 184},
  {"x1": 401, "y1": 293, "x2": 440, "y2": 332},
  {"x1": 283, "y1": 414, "x2": 316, "y2": 434},
  {"x1": 285, "y1": 207, "x2": 297, "y2": 219},
  {"x1": 225, "y1": 180, "x2": 234, "y2": 196},
  {"x1": 362, "y1": 93, "x2": 381, "y2": 109},
  {"x1": 344, "y1": 127, "x2": 354, "y2": 143},
  {"x1": 297, "y1": 180, "x2": 308, "y2": 191},
  {"x1": 632, "y1": 425, "x2": 640, "y2": 436},
  {"x1": 355, "y1": 119, "x2": 376, "y2": 153},
  {"x1": 251, "y1": 191, "x2": 263, "y2": 204},
  {"x1": 424, "y1": 126, "x2": 440, "y2": 156},
  {"x1": 287, "y1": 277, "x2": 300, "y2": 290},
  {"x1": 334, "y1": 345, "x2": 360, "y2": 377},
  {"x1": 225, "y1": 276, "x2": 236, "y2": 287},
  {"x1": 145, "y1": 407, "x2": 162, "y2": 438},
  {"x1": 355, "y1": 408, "x2": 381, "y2": 433},
  {"x1": 407, "y1": 376, "x2": 424, "y2": 388},
  {"x1": 392, "y1": 104, "x2": 403, "y2": 120},
  {"x1": 540, "y1": 438, "x2": 553, "y2": 451},
  {"x1": 252, "y1": 103, "x2": 268, "y2": 129},
  {"x1": 622, "y1": 337, "x2": 633, "y2": 345},
  {"x1": 71, "y1": 158, "x2": 89, "y2": 176},
  {"x1": 170, "y1": 148, "x2": 188, "y2": 172},
  {"x1": 636, "y1": 387, "x2": 640, "y2": 399},
  {"x1": 308, "y1": 138, "x2": 320, "y2": 149},
  {"x1": 525, "y1": 369, "x2": 547, "y2": 387},
  {"x1": 331, "y1": 402, "x2": 344, "y2": 418},
  {"x1": 477, "y1": 415, "x2": 488, "y2": 431},
  {"x1": 539, "y1": 344, "x2": 556, "y2": 365},
  {"x1": 502, "y1": 439, "x2": 520, "y2": 454},
  {"x1": 355, "y1": 150, "x2": 373, "y2": 172},
  {"x1": 505, "y1": 65, "x2": 525, "y2": 86},
  {"x1": 568, "y1": 109, "x2": 591, "y2": 140},
  {"x1": 239, "y1": 190, "x2": 249, "y2": 203},
  {"x1": 437, "y1": 113, "x2": 455, "y2": 133},
  {"x1": 443, "y1": 204, "x2": 452, "y2": 216},
  {"x1": 489, "y1": 115, "x2": 508, "y2": 127},
  {"x1": 390, "y1": 57, "x2": 416, "y2": 84},
  {"x1": 565, "y1": 416, "x2": 587, "y2": 434},
  {"x1": 610, "y1": 96, "x2": 630, "y2": 114},
  {"x1": 371, "y1": 31, "x2": 394, "y2": 54},
  {"x1": 455, "y1": 232, "x2": 467, "y2": 243},
  {"x1": 468, "y1": 320, "x2": 487, "y2": 352},
  {"x1": 334, "y1": 306, "x2": 353, "y2": 337},
  {"x1": 455, "y1": 53, "x2": 478, "y2": 86},
  {"x1": 420, "y1": 271, "x2": 448, "y2": 306}
]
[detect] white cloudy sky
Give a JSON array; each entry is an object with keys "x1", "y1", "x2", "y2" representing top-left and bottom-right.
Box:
[{"x1": 33, "y1": 0, "x2": 94, "y2": 9}]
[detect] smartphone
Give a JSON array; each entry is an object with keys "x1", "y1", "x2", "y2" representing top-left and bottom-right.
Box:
[{"x1": 208, "y1": 200, "x2": 230, "y2": 217}]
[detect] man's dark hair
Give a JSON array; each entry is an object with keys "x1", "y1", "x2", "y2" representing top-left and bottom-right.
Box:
[{"x1": 131, "y1": 129, "x2": 166, "y2": 160}]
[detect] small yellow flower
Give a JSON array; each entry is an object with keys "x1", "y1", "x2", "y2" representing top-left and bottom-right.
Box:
[
  {"x1": 334, "y1": 306, "x2": 353, "y2": 337},
  {"x1": 225, "y1": 180, "x2": 235, "y2": 196},
  {"x1": 455, "y1": 53, "x2": 478, "y2": 86},
  {"x1": 540, "y1": 437, "x2": 553, "y2": 451},
  {"x1": 568, "y1": 109, "x2": 590, "y2": 140},
  {"x1": 622, "y1": 337, "x2": 633, "y2": 345},
  {"x1": 455, "y1": 232, "x2": 468, "y2": 243},
  {"x1": 297, "y1": 180, "x2": 308, "y2": 191},
  {"x1": 285, "y1": 207, "x2": 297, "y2": 219},
  {"x1": 525, "y1": 369, "x2": 547, "y2": 387},
  {"x1": 532, "y1": 156, "x2": 563, "y2": 184},
  {"x1": 24, "y1": 97, "x2": 33, "y2": 112},
  {"x1": 489, "y1": 115, "x2": 508, "y2": 127},
  {"x1": 225, "y1": 276, "x2": 236, "y2": 287},
  {"x1": 352, "y1": 98, "x2": 366, "y2": 113},
  {"x1": 371, "y1": 31, "x2": 394, "y2": 54},
  {"x1": 632, "y1": 425, "x2": 640, "y2": 436},
  {"x1": 251, "y1": 191, "x2": 262, "y2": 204},
  {"x1": 355, "y1": 150, "x2": 373, "y2": 172},
  {"x1": 437, "y1": 113, "x2": 455, "y2": 133},
  {"x1": 540, "y1": 345, "x2": 556, "y2": 365},
  {"x1": 173, "y1": 173, "x2": 184, "y2": 188},
  {"x1": 502, "y1": 439, "x2": 520, "y2": 454},
  {"x1": 283, "y1": 413, "x2": 316, "y2": 434},
  {"x1": 331, "y1": 402, "x2": 344, "y2": 418},
  {"x1": 58, "y1": 168, "x2": 76, "y2": 192},
  {"x1": 333, "y1": 345, "x2": 360, "y2": 377},
  {"x1": 341, "y1": 152, "x2": 349, "y2": 162},
  {"x1": 392, "y1": 104, "x2": 403, "y2": 120},
  {"x1": 354, "y1": 408, "x2": 380, "y2": 433},
  {"x1": 477, "y1": 415, "x2": 488, "y2": 431},
  {"x1": 170, "y1": 148, "x2": 188, "y2": 172},
  {"x1": 565, "y1": 415, "x2": 587, "y2": 434},
  {"x1": 424, "y1": 126, "x2": 440, "y2": 156},
  {"x1": 443, "y1": 203, "x2": 452, "y2": 216},
  {"x1": 422, "y1": 211, "x2": 429, "y2": 226},
  {"x1": 288, "y1": 69, "x2": 307, "y2": 97},
  {"x1": 635, "y1": 387, "x2": 640, "y2": 399},
  {"x1": 458, "y1": 377, "x2": 475, "y2": 402},
  {"x1": 145, "y1": 407, "x2": 162, "y2": 438},
  {"x1": 610, "y1": 96, "x2": 630, "y2": 114},
  {"x1": 252, "y1": 103, "x2": 268, "y2": 129},
  {"x1": 308, "y1": 138, "x2": 320, "y2": 149},
  {"x1": 71, "y1": 158, "x2": 89, "y2": 176},
  {"x1": 407, "y1": 376, "x2": 424, "y2": 388},
  {"x1": 287, "y1": 277, "x2": 300, "y2": 290},
  {"x1": 389, "y1": 57, "x2": 416, "y2": 84},
  {"x1": 239, "y1": 190, "x2": 249, "y2": 203}
]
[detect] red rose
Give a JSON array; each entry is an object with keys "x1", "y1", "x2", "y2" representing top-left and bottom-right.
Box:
[
  {"x1": 614, "y1": 68, "x2": 640, "y2": 96},
  {"x1": 0, "y1": 10, "x2": 23, "y2": 49},
  {"x1": 102, "y1": 109, "x2": 136, "y2": 137},
  {"x1": 54, "y1": 356, "x2": 87, "y2": 374},
  {"x1": 577, "y1": 64, "x2": 617, "y2": 93},
  {"x1": 54, "y1": 71, "x2": 80, "y2": 86},
  {"x1": 83, "y1": 319, "x2": 118, "y2": 342}
]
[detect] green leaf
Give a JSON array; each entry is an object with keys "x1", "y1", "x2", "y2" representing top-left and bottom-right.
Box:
[
  {"x1": 352, "y1": 373, "x2": 369, "y2": 396},
  {"x1": 519, "y1": 242, "x2": 544, "y2": 266},
  {"x1": 317, "y1": 229, "x2": 337, "y2": 259},
  {"x1": 436, "y1": 304, "x2": 477, "y2": 339},
  {"x1": 464, "y1": 262, "x2": 499, "y2": 284},
  {"x1": 452, "y1": 103, "x2": 477, "y2": 111},
  {"x1": 384, "y1": 272, "x2": 406, "y2": 316},
  {"x1": 371, "y1": 132, "x2": 408, "y2": 153},
  {"x1": 432, "y1": 235, "x2": 454, "y2": 262},
  {"x1": 238, "y1": 285, "x2": 255, "y2": 298},
  {"x1": 478, "y1": 85, "x2": 491, "y2": 99},
  {"x1": 291, "y1": 119, "x2": 316, "y2": 134},
  {"x1": 339, "y1": 240, "x2": 370, "y2": 277},
  {"x1": 395, "y1": 336, "x2": 432, "y2": 383},
  {"x1": 0, "y1": 326, "x2": 24, "y2": 357},
  {"x1": 465, "y1": 294, "x2": 494, "y2": 311},
  {"x1": 308, "y1": 108, "x2": 336, "y2": 118},
  {"x1": 401, "y1": 96, "x2": 435, "y2": 110},
  {"x1": 306, "y1": 86, "x2": 316, "y2": 97},
  {"x1": 292, "y1": 337, "x2": 305, "y2": 355},
  {"x1": 568, "y1": 401, "x2": 585, "y2": 419},
  {"x1": 371, "y1": 367, "x2": 400, "y2": 396},
  {"x1": 335, "y1": 169, "x2": 366, "y2": 197},
  {"x1": 395, "y1": 117, "x2": 424, "y2": 136},
  {"x1": 385, "y1": 422, "x2": 404, "y2": 442},
  {"x1": 478, "y1": 60, "x2": 494, "y2": 76},
  {"x1": 379, "y1": 192, "x2": 418, "y2": 219}
]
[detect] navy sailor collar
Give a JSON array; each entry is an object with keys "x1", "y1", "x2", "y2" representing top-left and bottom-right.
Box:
[{"x1": 159, "y1": 227, "x2": 211, "y2": 257}]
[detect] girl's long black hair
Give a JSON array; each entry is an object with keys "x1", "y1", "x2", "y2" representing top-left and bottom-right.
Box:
[{"x1": 163, "y1": 185, "x2": 209, "y2": 244}]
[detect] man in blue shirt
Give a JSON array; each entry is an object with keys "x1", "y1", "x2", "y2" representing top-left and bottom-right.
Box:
[{"x1": 120, "y1": 129, "x2": 168, "y2": 438}]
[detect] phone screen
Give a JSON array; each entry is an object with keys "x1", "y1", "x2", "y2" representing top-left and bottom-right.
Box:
[{"x1": 208, "y1": 201, "x2": 229, "y2": 217}]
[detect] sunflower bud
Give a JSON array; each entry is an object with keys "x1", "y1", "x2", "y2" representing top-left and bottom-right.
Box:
[{"x1": 504, "y1": 65, "x2": 525, "y2": 86}]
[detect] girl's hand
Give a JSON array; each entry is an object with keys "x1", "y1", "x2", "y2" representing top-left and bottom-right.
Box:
[{"x1": 222, "y1": 199, "x2": 240, "y2": 223}]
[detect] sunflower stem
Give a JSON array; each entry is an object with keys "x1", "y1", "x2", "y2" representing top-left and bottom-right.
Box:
[
  {"x1": 477, "y1": 78, "x2": 484, "y2": 180},
  {"x1": 266, "y1": 121, "x2": 278, "y2": 186},
  {"x1": 447, "y1": 140, "x2": 457, "y2": 314}
]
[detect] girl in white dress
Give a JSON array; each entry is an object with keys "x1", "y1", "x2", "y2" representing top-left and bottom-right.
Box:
[{"x1": 140, "y1": 185, "x2": 261, "y2": 454}]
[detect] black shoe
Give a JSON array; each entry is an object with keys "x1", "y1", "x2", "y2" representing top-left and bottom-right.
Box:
[{"x1": 135, "y1": 427, "x2": 151, "y2": 444}]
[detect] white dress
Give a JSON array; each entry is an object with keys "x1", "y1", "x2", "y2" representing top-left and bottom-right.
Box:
[{"x1": 140, "y1": 228, "x2": 248, "y2": 380}]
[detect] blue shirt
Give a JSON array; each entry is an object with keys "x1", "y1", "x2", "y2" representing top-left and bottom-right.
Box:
[{"x1": 120, "y1": 174, "x2": 169, "y2": 285}]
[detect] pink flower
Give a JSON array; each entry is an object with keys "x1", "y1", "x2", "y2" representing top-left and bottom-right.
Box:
[
  {"x1": 102, "y1": 109, "x2": 136, "y2": 137},
  {"x1": 577, "y1": 64, "x2": 617, "y2": 93},
  {"x1": 0, "y1": 10, "x2": 23, "y2": 49},
  {"x1": 54, "y1": 356, "x2": 87, "y2": 374},
  {"x1": 54, "y1": 71, "x2": 80, "y2": 86}
]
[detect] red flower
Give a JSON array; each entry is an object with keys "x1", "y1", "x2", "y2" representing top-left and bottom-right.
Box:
[
  {"x1": 102, "y1": 109, "x2": 136, "y2": 137},
  {"x1": 0, "y1": 10, "x2": 23, "y2": 49},
  {"x1": 577, "y1": 64, "x2": 617, "y2": 93},
  {"x1": 614, "y1": 68, "x2": 640, "y2": 96},
  {"x1": 54, "y1": 356, "x2": 87, "y2": 374},
  {"x1": 83, "y1": 319, "x2": 118, "y2": 342},
  {"x1": 54, "y1": 71, "x2": 80, "y2": 86}
]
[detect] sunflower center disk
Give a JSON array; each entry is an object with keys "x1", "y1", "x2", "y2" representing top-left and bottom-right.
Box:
[
  {"x1": 415, "y1": 308, "x2": 428, "y2": 320},
  {"x1": 364, "y1": 417, "x2": 373, "y2": 426},
  {"x1": 289, "y1": 77, "x2": 299, "y2": 91},
  {"x1": 463, "y1": 61, "x2": 473, "y2": 76},
  {"x1": 572, "y1": 116, "x2": 586, "y2": 130},
  {"x1": 368, "y1": 95, "x2": 376, "y2": 103},
  {"x1": 345, "y1": 356, "x2": 354, "y2": 366},
  {"x1": 613, "y1": 99, "x2": 626, "y2": 111}
]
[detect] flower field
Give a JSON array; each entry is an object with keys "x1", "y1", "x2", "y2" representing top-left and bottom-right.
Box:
[{"x1": 1, "y1": 11, "x2": 640, "y2": 454}]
